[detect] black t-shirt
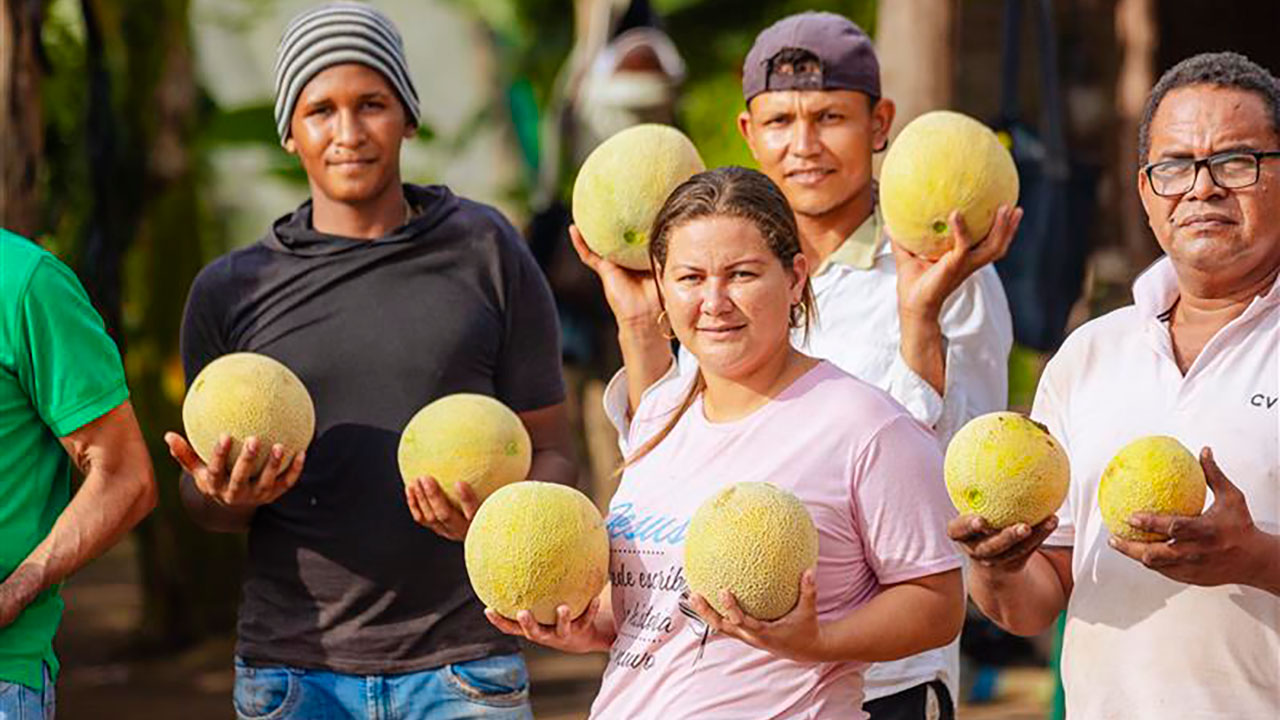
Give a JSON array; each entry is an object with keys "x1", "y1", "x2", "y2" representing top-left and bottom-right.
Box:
[{"x1": 180, "y1": 184, "x2": 565, "y2": 673}]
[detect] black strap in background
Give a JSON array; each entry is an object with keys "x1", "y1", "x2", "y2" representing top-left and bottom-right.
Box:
[{"x1": 1000, "y1": 0, "x2": 1068, "y2": 179}]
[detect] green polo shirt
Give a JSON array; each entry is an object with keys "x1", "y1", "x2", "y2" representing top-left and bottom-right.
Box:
[{"x1": 0, "y1": 229, "x2": 129, "y2": 690}]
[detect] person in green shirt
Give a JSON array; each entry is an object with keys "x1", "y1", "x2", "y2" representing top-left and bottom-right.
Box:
[{"x1": 0, "y1": 228, "x2": 157, "y2": 718}]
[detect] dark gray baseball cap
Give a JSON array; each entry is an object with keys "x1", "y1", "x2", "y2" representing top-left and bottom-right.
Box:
[{"x1": 742, "y1": 11, "x2": 880, "y2": 104}]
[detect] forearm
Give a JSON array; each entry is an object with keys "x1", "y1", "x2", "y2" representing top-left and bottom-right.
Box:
[
  {"x1": 898, "y1": 313, "x2": 946, "y2": 397},
  {"x1": 814, "y1": 569, "x2": 964, "y2": 663},
  {"x1": 179, "y1": 473, "x2": 255, "y2": 533},
  {"x1": 969, "y1": 550, "x2": 1070, "y2": 636},
  {"x1": 618, "y1": 318, "x2": 674, "y2": 415},
  {"x1": 3, "y1": 460, "x2": 156, "y2": 607},
  {"x1": 1246, "y1": 529, "x2": 1280, "y2": 596},
  {"x1": 528, "y1": 447, "x2": 577, "y2": 486}
]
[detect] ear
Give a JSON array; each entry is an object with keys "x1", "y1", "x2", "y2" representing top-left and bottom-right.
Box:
[
  {"x1": 871, "y1": 97, "x2": 896, "y2": 153},
  {"x1": 403, "y1": 121, "x2": 417, "y2": 140},
  {"x1": 283, "y1": 136, "x2": 298, "y2": 155},
  {"x1": 737, "y1": 108, "x2": 756, "y2": 157},
  {"x1": 1137, "y1": 168, "x2": 1156, "y2": 222},
  {"x1": 790, "y1": 253, "x2": 810, "y2": 299}
]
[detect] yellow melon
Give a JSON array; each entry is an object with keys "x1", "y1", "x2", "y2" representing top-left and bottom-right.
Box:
[
  {"x1": 1099, "y1": 436, "x2": 1207, "y2": 541},
  {"x1": 572, "y1": 124, "x2": 705, "y2": 270},
  {"x1": 465, "y1": 482, "x2": 610, "y2": 623},
  {"x1": 398, "y1": 393, "x2": 531, "y2": 508},
  {"x1": 684, "y1": 482, "x2": 818, "y2": 620},
  {"x1": 880, "y1": 110, "x2": 1020, "y2": 259},
  {"x1": 181, "y1": 352, "x2": 315, "y2": 476},
  {"x1": 945, "y1": 411, "x2": 1070, "y2": 528}
]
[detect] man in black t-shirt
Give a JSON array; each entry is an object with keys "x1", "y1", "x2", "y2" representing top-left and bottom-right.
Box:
[{"x1": 162, "y1": 4, "x2": 572, "y2": 719}]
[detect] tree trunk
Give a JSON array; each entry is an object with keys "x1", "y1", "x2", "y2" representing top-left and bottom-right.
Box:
[
  {"x1": 1115, "y1": 0, "x2": 1158, "y2": 268},
  {"x1": 81, "y1": 0, "x2": 244, "y2": 650},
  {"x1": 875, "y1": 0, "x2": 956, "y2": 139},
  {"x1": 0, "y1": 0, "x2": 44, "y2": 235}
]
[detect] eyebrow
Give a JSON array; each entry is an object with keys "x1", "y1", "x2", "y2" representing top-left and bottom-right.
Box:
[
  {"x1": 1155, "y1": 143, "x2": 1264, "y2": 160},
  {"x1": 671, "y1": 258, "x2": 769, "y2": 272}
]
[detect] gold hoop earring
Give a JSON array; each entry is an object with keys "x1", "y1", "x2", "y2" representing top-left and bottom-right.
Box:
[{"x1": 656, "y1": 310, "x2": 677, "y2": 341}]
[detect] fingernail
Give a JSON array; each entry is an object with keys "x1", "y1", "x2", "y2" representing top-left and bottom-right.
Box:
[
  {"x1": 1108, "y1": 537, "x2": 1118, "y2": 548},
  {"x1": 1016, "y1": 524, "x2": 1030, "y2": 538}
]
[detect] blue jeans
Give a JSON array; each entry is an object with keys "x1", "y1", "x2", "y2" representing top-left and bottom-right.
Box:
[
  {"x1": 0, "y1": 665, "x2": 55, "y2": 720},
  {"x1": 232, "y1": 654, "x2": 533, "y2": 720}
]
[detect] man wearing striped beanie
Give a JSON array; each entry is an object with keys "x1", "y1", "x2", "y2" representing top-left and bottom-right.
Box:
[{"x1": 164, "y1": 3, "x2": 574, "y2": 718}]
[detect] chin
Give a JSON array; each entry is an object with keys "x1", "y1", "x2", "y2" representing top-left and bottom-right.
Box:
[
  {"x1": 322, "y1": 179, "x2": 390, "y2": 205},
  {"x1": 783, "y1": 187, "x2": 853, "y2": 218}
]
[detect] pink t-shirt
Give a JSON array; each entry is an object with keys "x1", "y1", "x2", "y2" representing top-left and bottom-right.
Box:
[{"x1": 589, "y1": 361, "x2": 961, "y2": 720}]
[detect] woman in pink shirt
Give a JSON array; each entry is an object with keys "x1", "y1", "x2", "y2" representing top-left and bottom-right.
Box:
[{"x1": 488, "y1": 167, "x2": 963, "y2": 719}]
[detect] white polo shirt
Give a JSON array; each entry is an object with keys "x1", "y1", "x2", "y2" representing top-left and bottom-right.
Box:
[
  {"x1": 603, "y1": 210, "x2": 1014, "y2": 703},
  {"x1": 1034, "y1": 256, "x2": 1280, "y2": 719}
]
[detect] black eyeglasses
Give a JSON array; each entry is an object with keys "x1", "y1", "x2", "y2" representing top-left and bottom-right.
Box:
[{"x1": 1144, "y1": 150, "x2": 1280, "y2": 197}]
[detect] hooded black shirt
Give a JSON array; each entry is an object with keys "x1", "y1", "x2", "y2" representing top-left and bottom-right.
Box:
[{"x1": 180, "y1": 184, "x2": 565, "y2": 673}]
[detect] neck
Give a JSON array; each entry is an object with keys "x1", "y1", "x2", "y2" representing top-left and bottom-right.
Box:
[
  {"x1": 700, "y1": 344, "x2": 815, "y2": 423},
  {"x1": 1173, "y1": 263, "x2": 1279, "y2": 331},
  {"x1": 309, "y1": 180, "x2": 408, "y2": 240},
  {"x1": 794, "y1": 186, "x2": 874, "y2": 275}
]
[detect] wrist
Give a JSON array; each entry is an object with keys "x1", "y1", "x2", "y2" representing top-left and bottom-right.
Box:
[{"x1": 1244, "y1": 528, "x2": 1280, "y2": 594}]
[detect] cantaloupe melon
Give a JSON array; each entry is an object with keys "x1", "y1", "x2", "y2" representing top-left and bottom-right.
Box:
[
  {"x1": 880, "y1": 110, "x2": 1019, "y2": 259},
  {"x1": 945, "y1": 411, "x2": 1070, "y2": 528},
  {"x1": 572, "y1": 124, "x2": 705, "y2": 270},
  {"x1": 398, "y1": 393, "x2": 531, "y2": 508},
  {"x1": 182, "y1": 352, "x2": 315, "y2": 476},
  {"x1": 465, "y1": 482, "x2": 610, "y2": 624},
  {"x1": 1099, "y1": 436, "x2": 1207, "y2": 541},
  {"x1": 684, "y1": 482, "x2": 818, "y2": 620}
]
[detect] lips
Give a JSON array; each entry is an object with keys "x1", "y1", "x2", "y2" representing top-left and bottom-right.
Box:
[
  {"x1": 784, "y1": 168, "x2": 834, "y2": 186},
  {"x1": 696, "y1": 325, "x2": 746, "y2": 335},
  {"x1": 1176, "y1": 213, "x2": 1236, "y2": 227}
]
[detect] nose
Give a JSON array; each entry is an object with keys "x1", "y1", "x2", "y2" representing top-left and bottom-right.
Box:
[
  {"x1": 334, "y1": 107, "x2": 365, "y2": 148},
  {"x1": 790, "y1": 119, "x2": 821, "y2": 159},
  {"x1": 1183, "y1": 160, "x2": 1227, "y2": 201},
  {"x1": 700, "y1": 278, "x2": 735, "y2": 317}
]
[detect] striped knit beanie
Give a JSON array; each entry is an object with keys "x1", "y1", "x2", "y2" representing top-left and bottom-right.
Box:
[{"x1": 273, "y1": 2, "x2": 422, "y2": 143}]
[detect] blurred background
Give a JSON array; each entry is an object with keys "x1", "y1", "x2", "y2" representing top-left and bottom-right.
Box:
[{"x1": 2, "y1": 0, "x2": 1278, "y2": 717}]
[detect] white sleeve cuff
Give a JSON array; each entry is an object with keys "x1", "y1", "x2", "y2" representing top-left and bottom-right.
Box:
[
  {"x1": 601, "y1": 360, "x2": 684, "y2": 456},
  {"x1": 602, "y1": 367, "x2": 634, "y2": 455},
  {"x1": 888, "y1": 349, "x2": 947, "y2": 430}
]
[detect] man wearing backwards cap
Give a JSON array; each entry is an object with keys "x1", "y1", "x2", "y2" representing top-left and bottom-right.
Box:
[
  {"x1": 163, "y1": 3, "x2": 574, "y2": 718},
  {"x1": 740, "y1": 14, "x2": 1022, "y2": 720},
  {"x1": 593, "y1": 10, "x2": 1022, "y2": 720}
]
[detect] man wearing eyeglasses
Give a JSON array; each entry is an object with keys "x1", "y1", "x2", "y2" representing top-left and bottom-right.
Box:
[{"x1": 950, "y1": 51, "x2": 1280, "y2": 718}]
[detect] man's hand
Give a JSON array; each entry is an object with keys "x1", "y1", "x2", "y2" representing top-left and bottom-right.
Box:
[
  {"x1": 688, "y1": 569, "x2": 825, "y2": 663},
  {"x1": 405, "y1": 477, "x2": 480, "y2": 541},
  {"x1": 948, "y1": 514, "x2": 1060, "y2": 572},
  {"x1": 165, "y1": 432, "x2": 304, "y2": 509},
  {"x1": 893, "y1": 206, "x2": 1023, "y2": 323},
  {"x1": 569, "y1": 225, "x2": 662, "y2": 328},
  {"x1": 484, "y1": 599, "x2": 609, "y2": 654},
  {"x1": 1110, "y1": 448, "x2": 1279, "y2": 593}
]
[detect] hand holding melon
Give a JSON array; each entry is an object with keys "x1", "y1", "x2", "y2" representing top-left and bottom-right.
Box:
[
  {"x1": 165, "y1": 352, "x2": 314, "y2": 509},
  {"x1": 468, "y1": 482, "x2": 611, "y2": 652},
  {"x1": 944, "y1": 412, "x2": 1069, "y2": 572},
  {"x1": 398, "y1": 393, "x2": 532, "y2": 540},
  {"x1": 1104, "y1": 445, "x2": 1268, "y2": 589},
  {"x1": 881, "y1": 111, "x2": 1023, "y2": 322}
]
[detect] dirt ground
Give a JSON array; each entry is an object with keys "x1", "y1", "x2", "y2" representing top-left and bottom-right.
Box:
[{"x1": 53, "y1": 541, "x2": 1052, "y2": 719}]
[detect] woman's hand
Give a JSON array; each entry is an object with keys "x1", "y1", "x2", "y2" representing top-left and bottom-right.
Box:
[
  {"x1": 484, "y1": 598, "x2": 612, "y2": 654},
  {"x1": 689, "y1": 569, "x2": 827, "y2": 663}
]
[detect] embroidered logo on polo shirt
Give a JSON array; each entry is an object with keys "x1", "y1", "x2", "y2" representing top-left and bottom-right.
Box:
[{"x1": 1250, "y1": 393, "x2": 1278, "y2": 410}]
